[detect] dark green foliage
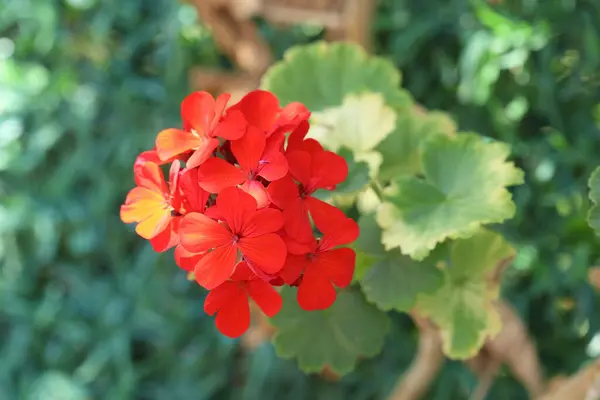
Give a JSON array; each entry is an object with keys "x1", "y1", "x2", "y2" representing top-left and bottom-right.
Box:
[{"x1": 2, "y1": 0, "x2": 599, "y2": 399}]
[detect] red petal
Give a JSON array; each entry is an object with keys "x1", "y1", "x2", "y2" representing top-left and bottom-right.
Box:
[
  {"x1": 275, "y1": 102, "x2": 310, "y2": 133},
  {"x1": 150, "y1": 218, "x2": 180, "y2": 252},
  {"x1": 286, "y1": 120, "x2": 310, "y2": 152},
  {"x1": 286, "y1": 150, "x2": 312, "y2": 188},
  {"x1": 247, "y1": 280, "x2": 282, "y2": 317},
  {"x1": 212, "y1": 109, "x2": 246, "y2": 140},
  {"x1": 300, "y1": 139, "x2": 323, "y2": 155},
  {"x1": 155, "y1": 128, "x2": 202, "y2": 161},
  {"x1": 239, "y1": 180, "x2": 269, "y2": 209},
  {"x1": 258, "y1": 151, "x2": 288, "y2": 182},
  {"x1": 134, "y1": 162, "x2": 168, "y2": 194},
  {"x1": 297, "y1": 265, "x2": 337, "y2": 311},
  {"x1": 231, "y1": 126, "x2": 266, "y2": 172},
  {"x1": 282, "y1": 197, "x2": 313, "y2": 244},
  {"x1": 231, "y1": 261, "x2": 256, "y2": 281},
  {"x1": 214, "y1": 289, "x2": 251, "y2": 338},
  {"x1": 264, "y1": 131, "x2": 286, "y2": 155},
  {"x1": 266, "y1": 175, "x2": 299, "y2": 209},
  {"x1": 216, "y1": 187, "x2": 257, "y2": 233},
  {"x1": 279, "y1": 254, "x2": 308, "y2": 284},
  {"x1": 232, "y1": 90, "x2": 280, "y2": 133},
  {"x1": 181, "y1": 91, "x2": 216, "y2": 135},
  {"x1": 280, "y1": 231, "x2": 314, "y2": 255},
  {"x1": 134, "y1": 150, "x2": 163, "y2": 169},
  {"x1": 179, "y1": 212, "x2": 232, "y2": 253},
  {"x1": 212, "y1": 93, "x2": 231, "y2": 128},
  {"x1": 312, "y1": 150, "x2": 348, "y2": 189},
  {"x1": 305, "y1": 196, "x2": 347, "y2": 233},
  {"x1": 194, "y1": 243, "x2": 238, "y2": 290},
  {"x1": 179, "y1": 169, "x2": 210, "y2": 213},
  {"x1": 185, "y1": 138, "x2": 220, "y2": 169},
  {"x1": 197, "y1": 158, "x2": 246, "y2": 193},
  {"x1": 168, "y1": 160, "x2": 181, "y2": 194},
  {"x1": 174, "y1": 244, "x2": 205, "y2": 271},
  {"x1": 204, "y1": 281, "x2": 240, "y2": 315},
  {"x1": 238, "y1": 233, "x2": 287, "y2": 274},
  {"x1": 317, "y1": 248, "x2": 355, "y2": 288},
  {"x1": 241, "y1": 207, "x2": 284, "y2": 238},
  {"x1": 319, "y1": 217, "x2": 360, "y2": 251},
  {"x1": 204, "y1": 205, "x2": 222, "y2": 220}
]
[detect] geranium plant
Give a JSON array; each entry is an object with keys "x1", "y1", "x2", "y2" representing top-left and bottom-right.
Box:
[{"x1": 121, "y1": 42, "x2": 526, "y2": 376}]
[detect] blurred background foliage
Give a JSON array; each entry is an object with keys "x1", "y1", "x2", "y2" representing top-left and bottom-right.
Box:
[{"x1": 1, "y1": 0, "x2": 600, "y2": 399}]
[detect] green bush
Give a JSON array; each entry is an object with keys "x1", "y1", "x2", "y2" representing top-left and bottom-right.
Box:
[{"x1": 1, "y1": 0, "x2": 599, "y2": 399}]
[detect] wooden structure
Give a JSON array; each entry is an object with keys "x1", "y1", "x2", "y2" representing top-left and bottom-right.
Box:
[{"x1": 188, "y1": 0, "x2": 375, "y2": 100}]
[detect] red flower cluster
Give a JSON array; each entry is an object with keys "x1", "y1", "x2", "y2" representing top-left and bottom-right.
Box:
[{"x1": 120, "y1": 90, "x2": 359, "y2": 338}]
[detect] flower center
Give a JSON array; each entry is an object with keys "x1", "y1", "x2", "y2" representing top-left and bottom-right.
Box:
[{"x1": 232, "y1": 234, "x2": 240, "y2": 244}]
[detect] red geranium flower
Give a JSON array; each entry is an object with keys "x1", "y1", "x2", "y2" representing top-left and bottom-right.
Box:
[
  {"x1": 267, "y1": 146, "x2": 348, "y2": 243},
  {"x1": 229, "y1": 90, "x2": 310, "y2": 138},
  {"x1": 196, "y1": 126, "x2": 288, "y2": 206},
  {"x1": 204, "y1": 261, "x2": 282, "y2": 338},
  {"x1": 120, "y1": 160, "x2": 183, "y2": 241},
  {"x1": 178, "y1": 187, "x2": 287, "y2": 290},
  {"x1": 279, "y1": 213, "x2": 359, "y2": 311},
  {"x1": 155, "y1": 91, "x2": 246, "y2": 168}
]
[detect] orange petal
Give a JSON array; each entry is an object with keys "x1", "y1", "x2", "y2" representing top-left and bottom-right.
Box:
[
  {"x1": 135, "y1": 208, "x2": 171, "y2": 240},
  {"x1": 179, "y1": 212, "x2": 232, "y2": 253},
  {"x1": 194, "y1": 244, "x2": 238, "y2": 290},
  {"x1": 185, "y1": 138, "x2": 219, "y2": 169},
  {"x1": 155, "y1": 128, "x2": 202, "y2": 161}
]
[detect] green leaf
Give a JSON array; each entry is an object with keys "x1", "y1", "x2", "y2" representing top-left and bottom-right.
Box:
[
  {"x1": 588, "y1": 166, "x2": 600, "y2": 236},
  {"x1": 354, "y1": 215, "x2": 443, "y2": 312},
  {"x1": 361, "y1": 256, "x2": 443, "y2": 312},
  {"x1": 270, "y1": 288, "x2": 390, "y2": 376},
  {"x1": 308, "y1": 93, "x2": 396, "y2": 175},
  {"x1": 376, "y1": 109, "x2": 457, "y2": 180},
  {"x1": 376, "y1": 133, "x2": 524, "y2": 260},
  {"x1": 416, "y1": 229, "x2": 514, "y2": 359},
  {"x1": 261, "y1": 41, "x2": 412, "y2": 111}
]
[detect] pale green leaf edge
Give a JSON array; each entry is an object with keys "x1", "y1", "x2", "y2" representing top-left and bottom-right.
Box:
[
  {"x1": 378, "y1": 132, "x2": 525, "y2": 261},
  {"x1": 260, "y1": 40, "x2": 412, "y2": 110}
]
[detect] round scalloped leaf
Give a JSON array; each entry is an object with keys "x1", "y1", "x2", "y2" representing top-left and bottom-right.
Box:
[
  {"x1": 308, "y1": 93, "x2": 395, "y2": 175},
  {"x1": 361, "y1": 256, "x2": 443, "y2": 312},
  {"x1": 376, "y1": 133, "x2": 524, "y2": 260},
  {"x1": 354, "y1": 215, "x2": 443, "y2": 311},
  {"x1": 587, "y1": 166, "x2": 600, "y2": 236},
  {"x1": 376, "y1": 109, "x2": 457, "y2": 180},
  {"x1": 416, "y1": 229, "x2": 514, "y2": 359},
  {"x1": 261, "y1": 41, "x2": 413, "y2": 111},
  {"x1": 270, "y1": 288, "x2": 390, "y2": 376}
]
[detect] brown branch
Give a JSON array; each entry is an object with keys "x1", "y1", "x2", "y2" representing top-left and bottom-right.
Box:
[
  {"x1": 539, "y1": 358, "x2": 600, "y2": 400},
  {"x1": 466, "y1": 301, "x2": 545, "y2": 398},
  {"x1": 386, "y1": 313, "x2": 445, "y2": 400}
]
